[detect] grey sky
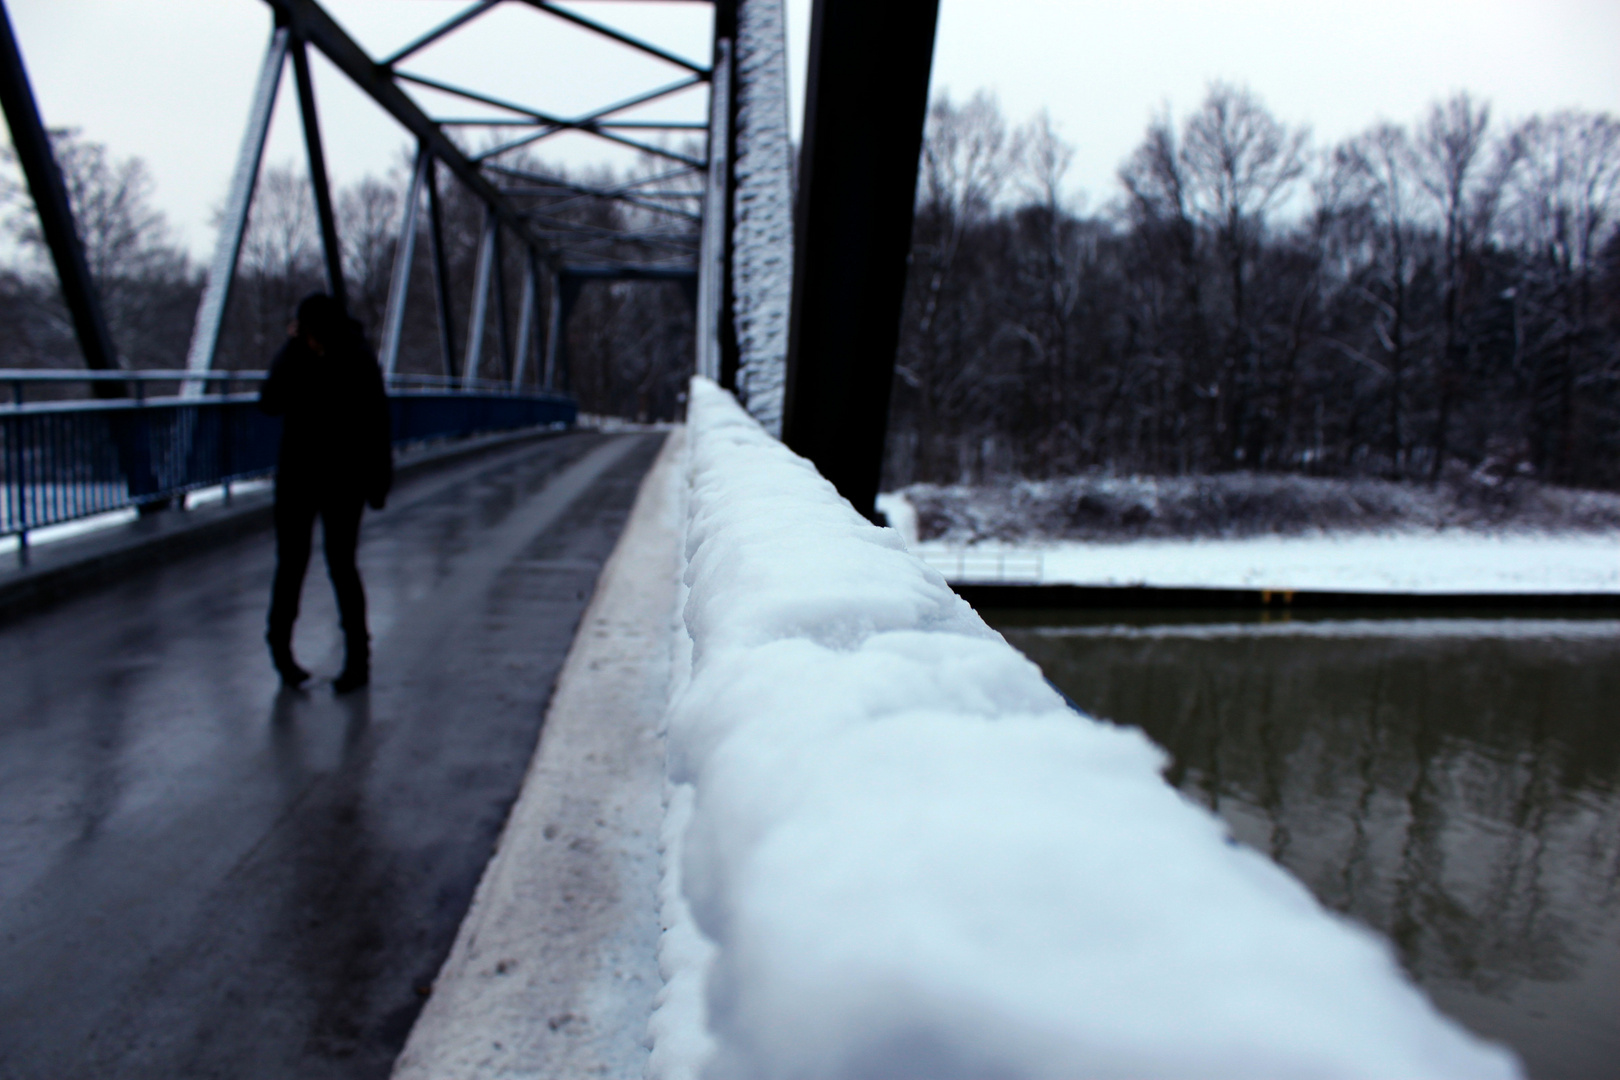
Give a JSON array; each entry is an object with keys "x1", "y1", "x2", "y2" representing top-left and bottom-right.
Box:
[{"x1": 4, "y1": 0, "x2": 1618, "y2": 259}]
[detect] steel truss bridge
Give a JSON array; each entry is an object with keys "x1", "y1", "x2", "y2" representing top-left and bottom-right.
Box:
[
  {"x1": 0, "y1": 2, "x2": 943, "y2": 1073},
  {"x1": 0, "y1": 0, "x2": 942, "y2": 546}
]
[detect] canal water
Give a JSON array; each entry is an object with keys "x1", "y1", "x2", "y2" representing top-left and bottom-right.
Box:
[{"x1": 989, "y1": 609, "x2": 1620, "y2": 1080}]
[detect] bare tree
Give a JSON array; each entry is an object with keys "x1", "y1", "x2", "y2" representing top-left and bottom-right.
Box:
[
  {"x1": 1501, "y1": 110, "x2": 1620, "y2": 477},
  {"x1": 1333, "y1": 122, "x2": 1425, "y2": 471},
  {"x1": 339, "y1": 173, "x2": 401, "y2": 341},
  {"x1": 1414, "y1": 92, "x2": 1513, "y2": 477},
  {"x1": 1002, "y1": 111, "x2": 1095, "y2": 469},
  {"x1": 1178, "y1": 82, "x2": 1309, "y2": 462},
  {"x1": 0, "y1": 129, "x2": 197, "y2": 370},
  {"x1": 218, "y1": 164, "x2": 323, "y2": 369}
]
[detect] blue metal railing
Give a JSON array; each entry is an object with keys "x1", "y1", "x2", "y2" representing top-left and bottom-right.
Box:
[{"x1": 1, "y1": 369, "x2": 576, "y2": 544}]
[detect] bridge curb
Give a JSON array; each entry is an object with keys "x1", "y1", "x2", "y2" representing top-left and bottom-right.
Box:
[
  {"x1": 391, "y1": 427, "x2": 684, "y2": 1079},
  {"x1": 0, "y1": 425, "x2": 572, "y2": 625}
]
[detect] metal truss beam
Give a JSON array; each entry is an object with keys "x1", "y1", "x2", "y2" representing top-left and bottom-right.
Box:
[
  {"x1": 395, "y1": 70, "x2": 704, "y2": 168},
  {"x1": 0, "y1": 0, "x2": 119, "y2": 372},
  {"x1": 380, "y1": 0, "x2": 500, "y2": 68},
  {"x1": 782, "y1": 0, "x2": 940, "y2": 520},
  {"x1": 439, "y1": 118, "x2": 707, "y2": 131},
  {"x1": 523, "y1": 226, "x2": 697, "y2": 255},
  {"x1": 185, "y1": 24, "x2": 290, "y2": 388},
  {"x1": 488, "y1": 163, "x2": 700, "y2": 221},
  {"x1": 263, "y1": 0, "x2": 552, "y2": 260},
  {"x1": 424, "y1": 156, "x2": 460, "y2": 379},
  {"x1": 290, "y1": 31, "x2": 346, "y2": 309},
  {"x1": 515, "y1": 0, "x2": 710, "y2": 75},
  {"x1": 499, "y1": 185, "x2": 699, "y2": 222},
  {"x1": 379, "y1": 146, "x2": 430, "y2": 375},
  {"x1": 470, "y1": 74, "x2": 705, "y2": 162},
  {"x1": 464, "y1": 208, "x2": 497, "y2": 384},
  {"x1": 561, "y1": 264, "x2": 698, "y2": 281},
  {"x1": 696, "y1": 36, "x2": 731, "y2": 381},
  {"x1": 492, "y1": 222, "x2": 512, "y2": 380},
  {"x1": 512, "y1": 250, "x2": 538, "y2": 388}
]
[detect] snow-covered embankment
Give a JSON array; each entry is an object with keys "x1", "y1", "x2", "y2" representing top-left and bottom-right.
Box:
[{"x1": 649, "y1": 378, "x2": 1521, "y2": 1080}]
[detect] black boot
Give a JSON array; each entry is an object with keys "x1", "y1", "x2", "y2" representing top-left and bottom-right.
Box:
[
  {"x1": 334, "y1": 634, "x2": 369, "y2": 694},
  {"x1": 268, "y1": 633, "x2": 310, "y2": 688},
  {"x1": 333, "y1": 661, "x2": 368, "y2": 694}
]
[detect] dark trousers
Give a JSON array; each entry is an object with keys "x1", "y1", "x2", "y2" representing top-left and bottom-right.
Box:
[{"x1": 268, "y1": 485, "x2": 368, "y2": 665}]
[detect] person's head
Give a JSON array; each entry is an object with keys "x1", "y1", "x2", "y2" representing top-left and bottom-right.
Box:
[{"x1": 295, "y1": 292, "x2": 346, "y2": 354}]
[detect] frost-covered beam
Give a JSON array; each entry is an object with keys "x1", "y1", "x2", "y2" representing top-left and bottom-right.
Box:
[
  {"x1": 696, "y1": 38, "x2": 732, "y2": 382},
  {"x1": 648, "y1": 377, "x2": 1523, "y2": 1080},
  {"x1": 726, "y1": 0, "x2": 794, "y2": 435}
]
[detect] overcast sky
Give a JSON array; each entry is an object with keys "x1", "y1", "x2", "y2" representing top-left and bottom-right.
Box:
[{"x1": 4, "y1": 0, "x2": 1618, "y2": 259}]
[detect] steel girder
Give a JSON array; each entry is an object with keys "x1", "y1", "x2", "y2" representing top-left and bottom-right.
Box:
[
  {"x1": 262, "y1": 0, "x2": 559, "y2": 260},
  {"x1": 174, "y1": 0, "x2": 712, "y2": 391},
  {"x1": 782, "y1": 0, "x2": 941, "y2": 519},
  {"x1": 0, "y1": 0, "x2": 120, "y2": 375}
]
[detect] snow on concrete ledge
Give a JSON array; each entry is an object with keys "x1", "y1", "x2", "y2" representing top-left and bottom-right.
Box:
[{"x1": 648, "y1": 378, "x2": 1522, "y2": 1080}]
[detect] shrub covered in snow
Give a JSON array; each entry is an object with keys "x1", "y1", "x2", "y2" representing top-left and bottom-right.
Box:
[
  {"x1": 649, "y1": 378, "x2": 1521, "y2": 1080},
  {"x1": 902, "y1": 470, "x2": 1620, "y2": 544}
]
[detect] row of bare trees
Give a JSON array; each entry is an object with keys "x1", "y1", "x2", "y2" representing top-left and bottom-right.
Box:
[
  {"x1": 0, "y1": 132, "x2": 696, "y2": 421},
  {"x1": 888, "y1": 87, "x2": 1620, "y2": 490}
]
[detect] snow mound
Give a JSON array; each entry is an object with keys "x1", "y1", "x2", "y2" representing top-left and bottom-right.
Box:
[{"x1": 650, "y1": 377, "x2": 1522, "y2": 1080}]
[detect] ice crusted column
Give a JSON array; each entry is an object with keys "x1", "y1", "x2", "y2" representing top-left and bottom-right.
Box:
[
  {"x1": 729, "y1": 0, "x2": 793, "y2": 436},
  {"x1": 647, "y1": 377, "x2": 1523, "y2": 1080}
]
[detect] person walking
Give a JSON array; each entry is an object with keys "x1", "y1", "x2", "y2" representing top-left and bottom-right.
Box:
[{"x1": 260, "y1": 292, "x2": 393, "y2": 693}]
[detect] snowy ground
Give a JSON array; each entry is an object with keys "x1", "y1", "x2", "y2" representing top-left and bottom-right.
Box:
[
  {"x1": 880, "y1": 493, "x2": 1620, "y2": 593},
  {"x1": 649, "y1": 379, "x2": 1522, "y2": 1080},
  {"x1": 914, "y1": 533, "x2": 1620, "y2": 593},
  {"x1": 898, "y1": 471, "x2": 1620, "y2": 542}
]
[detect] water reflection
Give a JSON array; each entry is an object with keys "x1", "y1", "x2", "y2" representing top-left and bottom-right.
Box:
[{"x1": 993, "y1": 612, "x2": 1620, "y2": 1080}]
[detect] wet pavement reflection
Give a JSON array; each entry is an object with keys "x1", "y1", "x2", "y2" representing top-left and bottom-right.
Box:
[
  {"x1": 0, "y1": 431, "x2": 664, "y2": 1079},
  {"x1": 994, "y1": 610, "x2": 1620, "y2": 1080}
]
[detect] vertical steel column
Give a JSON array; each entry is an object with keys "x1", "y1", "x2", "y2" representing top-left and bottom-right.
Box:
[
  {"x1": 695, "y1": 37, "x2": 732, "y2": 382},
  {"x1": 541, "y1": 269, "x2": 560, "y2": 391},
  {"x1": 425, "y1": 158, "x2": 459, "y2": 381},
  {"x1": 379, "y1": 146, "x2": 430, "y2": 377},
  {"x1": 543, "y1": 272, "x2": 583, "y2": 393},
  {"x1": 781, "y1": 0, "x2": 940, "y2": 520},
  {"x1": 290, "y1": 32, "x2": 346, "y2": 311},
  {"x1": 713, "y1": 0, "x2": 742, "y2": 391},
  {"x1": 511, "y1": 249, "x2": 537, "y2": 388},
  {"x1": 0, "y1": 0, "x2": 119, "y2": 373},
  {"x1": 463, "y1": 208, "x2": 497, "y2": 386},
  {"x1": 183, "y1": 23, "x2": 290, "y2": 394},
  {"x1": 491, "y1": 223, "x2": 512, "y2": 382}
]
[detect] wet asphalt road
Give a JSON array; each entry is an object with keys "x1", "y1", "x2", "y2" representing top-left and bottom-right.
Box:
[{"x1": 0, "y1": 430, "x2": 665, "y2": 1080}]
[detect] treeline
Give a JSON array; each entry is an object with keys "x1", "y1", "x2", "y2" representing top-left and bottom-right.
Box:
[
  {"x1": 887, "y1": 86, "x2": 1620, "y2": 490},
  {"x1": 0, "y1": 131, "x2": 696, "y2": 421}
]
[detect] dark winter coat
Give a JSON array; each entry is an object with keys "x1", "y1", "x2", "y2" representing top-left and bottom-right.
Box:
[{"x1": 258, "y1": 333, "x2": 393, "y2": 507}]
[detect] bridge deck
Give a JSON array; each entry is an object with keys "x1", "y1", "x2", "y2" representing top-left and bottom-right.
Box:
[{"x1": 0, "y1": 429, "x2": 665, "y2": 1079}]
